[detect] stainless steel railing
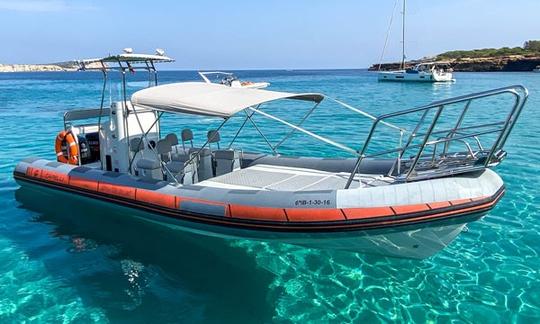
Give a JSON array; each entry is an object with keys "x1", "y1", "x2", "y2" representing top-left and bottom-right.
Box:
[{"x1": 345, "y1": 85, "x2": 528, "y2": 188}]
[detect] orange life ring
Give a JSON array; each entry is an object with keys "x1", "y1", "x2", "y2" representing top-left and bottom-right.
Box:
[{"x1": 55, "y1": 130, "x2": 79, "y2": 165}]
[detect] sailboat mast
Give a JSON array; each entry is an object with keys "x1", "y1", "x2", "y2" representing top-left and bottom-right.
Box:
[{"x1": 400, "y1": 0, "x2": 406, "y2": 69}]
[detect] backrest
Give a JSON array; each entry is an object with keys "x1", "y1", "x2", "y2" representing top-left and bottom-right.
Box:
[
  {"x1": 190, "y1": 148, "x2": 213, "y2": 180},
  {"x1": 129, "y1": 137, "x2": 144, "y2": 153},
  {"x1": 214, "y1": 149, "x2": 240, "y2": 176},
  {"x1": 181, "y1": 129, "x2": 193, "y2": 142},
  {"x1": 207, "y1": 130, "x2": 221, "y2": 149},
  {"x1": 156, "y1": 139, "x2": 172, "y2": 154},
  {"x1": 181, "y1": 128, "x2": 194, "y2": 150},
  {"x1": 165, "y1": 133, "x2": 178, "y2": 146},
  {"x1": 181, "y1": 153, "x2": 199, "y2": 185},
  {"x1": 156, "y1": 139, "x2": 172, "y2": 162},
  {"x1": 207, "y1": 130, "x2": 220, "y2": 143}
]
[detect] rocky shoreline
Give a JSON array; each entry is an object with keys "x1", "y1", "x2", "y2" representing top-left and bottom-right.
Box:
[
  {"x1": 0, "y1": 61, "x2": 106, "y2": 72},
  {"x1": 3, "y1": 55, "x2": 540, "y2": 73},
  {"x1": 370, "y1": 55, "x2": 540, "y2": 72},
  {"x1": 0, "y1": 64, "x2": 79, "y2": 72}
]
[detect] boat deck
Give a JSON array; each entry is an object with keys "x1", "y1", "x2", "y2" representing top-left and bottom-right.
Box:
[{"x1": 197, "y1": 164, "x2": 393, "y2": 191}]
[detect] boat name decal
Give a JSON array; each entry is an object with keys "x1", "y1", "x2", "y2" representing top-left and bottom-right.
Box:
[{"x1": 294, "y1": 199, "x2": 332, "y2": 206}]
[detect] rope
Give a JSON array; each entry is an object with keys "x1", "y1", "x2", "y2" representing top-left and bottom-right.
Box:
[
  {"x1": 377, "y1": 0, "x2": 400, "y2": 71},
  {"x1": 326, "y1": 96, "x2": 406, "y2": 133}
]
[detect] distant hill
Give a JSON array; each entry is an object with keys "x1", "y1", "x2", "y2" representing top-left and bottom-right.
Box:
[
  {"x1": 370, "y1": 40, "x2": 540, "y2": 72},
  {"x1": 435, "y1": 40, "x2": 540, "y2": 60}
]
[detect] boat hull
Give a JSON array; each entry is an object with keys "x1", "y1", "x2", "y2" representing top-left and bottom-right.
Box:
[
  {"x1": 13, "y1": 157, "x2": 504, "y2": 259},
  {"x1": 378, "y1": 71, "x2": 454, "y2": 82},
  {"x1": 16, "y1": 180, "x2": 487, "y2": 259}
]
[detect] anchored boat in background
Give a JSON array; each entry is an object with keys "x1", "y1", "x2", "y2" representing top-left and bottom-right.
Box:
[
  {"x1": 198, "y1": 71, "x2": 270, "y2": 89},
  {"x1": 14, "y1": 52, "x2": 528, "y2": 259},
  {"x1": 376, "y1": 0, "x2": 454, "y2": 83},
  {"x1": 378, "y1": 62, "x2": 454, "y2": 82}
]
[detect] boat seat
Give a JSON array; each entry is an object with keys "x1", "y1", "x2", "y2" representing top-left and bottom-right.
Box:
[
  {"x1": 178, "y1": 128, "x2": 195, "y2": 153},
  {"x1": 165, "y1": 133, "x2": 181, "y2": 153},
  {"x1": 130, "y1": 137, "x2": 162, "y2": 179},
  {"x1": 130, "y1": 137, "x2": 144, "y2": 155},
  {"x1": 214, "y1": 149, "x2": 240, "y2": 176},
  {"x1": 182, "y1": 128, "x2": 194, "y2": 145},
  {"x1": 207, "y1": 129, "x2": 221, "y2": 150},
  {"x1": 157, "y1": 139, "x2": 173, "y2": 163},
  {"x1": 136, "y1": 158, "x2": 161, "y2": 180},
  {"x1": 189, "y1": 147, "x2": 213, "y2": 181},
  {"x1": 206, "y1": 129, "x2": 223, "y2": 176},
  {"x1": 157, "y1": 138, "x2": 197, "y2": 183},
  {"x1": 137, "y1": 158, "x2": 161, "y2": 170},
  {"x1": 166, "y1": 159, "x2": 197, "y2": 185},
  {"x1": 171, "y1": 128, "x2": 196, "y2": 160}
]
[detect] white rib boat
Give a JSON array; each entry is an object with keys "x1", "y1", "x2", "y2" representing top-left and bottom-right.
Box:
[{"x1": 14, "y1": 51, "x2": 528, "y2": 259}]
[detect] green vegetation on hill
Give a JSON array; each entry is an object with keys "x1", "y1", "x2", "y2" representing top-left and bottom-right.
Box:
[{"x1": 435, "y1": 40, "x2": 540, "y2": 60}]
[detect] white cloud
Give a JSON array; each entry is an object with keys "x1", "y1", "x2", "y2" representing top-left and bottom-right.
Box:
[{"x1": 0, "y1": 0, "x2": 97, "y2": 12}]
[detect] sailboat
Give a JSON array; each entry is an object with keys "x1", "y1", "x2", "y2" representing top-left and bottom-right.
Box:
[{"x1": 377, "y1": 0, "x2": 454, "y2": 82}]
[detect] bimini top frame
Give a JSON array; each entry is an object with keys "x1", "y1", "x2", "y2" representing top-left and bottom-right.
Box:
[
  {"x1": 129, "y1": 82, "x2": 528, "y2": 190},
  {"x1": 131, "y1": 82, "x2": 323, "y2": 117},
  {"x1": 128, "y1": 82, "x2": 404, "y2": 182}
]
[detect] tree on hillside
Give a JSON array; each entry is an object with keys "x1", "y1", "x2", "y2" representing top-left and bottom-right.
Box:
[{"x1": 524, "y1": 40, "x2": 540, "y2": 52}]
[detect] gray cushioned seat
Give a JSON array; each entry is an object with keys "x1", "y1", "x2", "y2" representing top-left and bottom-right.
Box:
[
  {"x1": 136, "y1": 158, "x2": 160, "y2": 170},
  {"x1": 214, "y1": 149, "x2": 240, "y2": 176}
]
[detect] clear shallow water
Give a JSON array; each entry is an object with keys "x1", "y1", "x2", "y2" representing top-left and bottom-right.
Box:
[{"x1": 0, "y1": 70, "x2": 539, "y2": 323}]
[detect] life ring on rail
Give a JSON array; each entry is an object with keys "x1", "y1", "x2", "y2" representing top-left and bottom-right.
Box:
[{"x1": 55, "y1": 130, "x2": 79, "y2": 165}]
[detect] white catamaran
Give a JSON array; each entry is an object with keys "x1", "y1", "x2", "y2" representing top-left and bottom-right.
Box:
[{"x1": 377, "y1": 0, "x2": 454, "y2": 82}]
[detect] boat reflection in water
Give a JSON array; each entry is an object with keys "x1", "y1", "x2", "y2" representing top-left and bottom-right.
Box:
[{"x1": 14, "y1": 184, "x2": 277, "y2": 322}]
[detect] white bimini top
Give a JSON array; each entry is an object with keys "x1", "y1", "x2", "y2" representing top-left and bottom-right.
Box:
[{"x1": 131, "y1": 82, "x2": 324, "y2": 118}]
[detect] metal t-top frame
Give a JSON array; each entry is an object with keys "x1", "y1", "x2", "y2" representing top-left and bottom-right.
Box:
[{"x1": 75, "y1": 53, "x2": 174, "y2": 174}]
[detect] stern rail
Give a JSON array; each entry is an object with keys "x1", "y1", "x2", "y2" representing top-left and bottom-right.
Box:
[{"x1": 345, "y1": 85, "x2": 528, "y2": 188}]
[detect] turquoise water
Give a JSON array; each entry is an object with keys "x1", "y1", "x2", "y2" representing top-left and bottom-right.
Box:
[{"x1": 0, "y1": 70, "x2": 539, "y2": 323}]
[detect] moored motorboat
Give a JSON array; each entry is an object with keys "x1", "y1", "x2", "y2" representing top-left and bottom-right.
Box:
[
  {"x1": 198, "y1": 71, "x2": 270, "y2": 89},
  {"x1": 14, "y1": 52, "x2": 528, "y2": 259}
]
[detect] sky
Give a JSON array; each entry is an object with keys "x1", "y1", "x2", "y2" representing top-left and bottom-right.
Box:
[{"x1": 0, "y1": 0, "x2": 539, "y2": 69}]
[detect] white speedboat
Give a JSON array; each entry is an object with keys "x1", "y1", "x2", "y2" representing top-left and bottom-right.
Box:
[
  {"x1": 533, "y1": 65, "x2": 540, "y2": 72},
  {"x1": 14, "y1": 52, "x2": 528, "y2": 259},
  {"x1": 198, "y1": 71, "x2": 269, "y2": 89},
  {"x1": 379, "y1": 62, "x2": 454, "y2": 82}
]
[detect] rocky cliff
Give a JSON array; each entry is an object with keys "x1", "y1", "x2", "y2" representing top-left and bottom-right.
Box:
[
  {"x1": 0, "y1": 61, "x2": 105, "y2": 72},
  {"x1": 369, "y1": 55, "x2": 540, "y2": 72},
  {"x1": 0, "y1": 64, "x2": 78, "y2": 72}
]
